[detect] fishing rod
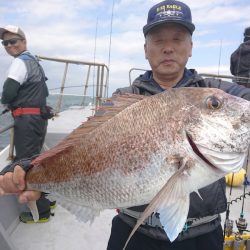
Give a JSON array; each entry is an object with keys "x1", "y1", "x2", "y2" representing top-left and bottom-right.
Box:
[
  {"x1": 223, "y1": 148, "x2": 250, "y2": 242},
  {"x1": 235, "y1": 151, "x2": 249, "y2": 235},
  {"x1": 0, "y1": 122, "x2": 14, "y2": 134},
  {"x1": 0, "y1": 108, "x2": 9, "y2": 116},
  {"x1": 223, "y1": 173, "x2": 235, "y2": 239}
]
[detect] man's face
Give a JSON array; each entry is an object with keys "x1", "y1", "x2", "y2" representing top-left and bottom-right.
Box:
[
  {"x1": 2, "y1": 32, "x2": 26, "y2": 57},
  {"x1": 144, "y1": 23, "x2": 193, "y2": 81}
]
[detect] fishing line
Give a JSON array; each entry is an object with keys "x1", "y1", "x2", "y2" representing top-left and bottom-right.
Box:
[
  {"x1": 217, "y1": 39, "x2": 222, "y2": 76},
  {"x1": 106, "y1": 0, "x2": 115, "y2": 96},
  {"x1": 227, "y1": 148, "x2": 250, "y2": 208},
  {"x1": 228, "y1": 191, "x2": 250, "y2": 206},
  {"x1": 92, "y1": 17, "x2": 98, "y2": 104}
]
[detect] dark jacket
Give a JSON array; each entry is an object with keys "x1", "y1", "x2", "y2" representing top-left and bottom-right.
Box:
[
  {"x1": 114, "y1": 69, "x2": 250, "y2": 241},
  {"x1": 230, "y1": 40, "x2": 250, "y2": 86}
]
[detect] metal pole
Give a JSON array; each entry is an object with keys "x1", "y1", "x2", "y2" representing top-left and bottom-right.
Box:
[
  {"x1": 81, "y1": 65, "x2": 91, "y2": 106},
  {"x1": 55, "y1": 62, "x2": 69, "y2": 113}
]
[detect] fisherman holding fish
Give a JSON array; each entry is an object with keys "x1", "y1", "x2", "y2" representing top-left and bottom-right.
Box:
[
  {"x1": 0, "y1": 1, "x2": 250, "y2": 250},
  {"x1": 106, "y1": 1, "x2": 250, "y2": 250}
]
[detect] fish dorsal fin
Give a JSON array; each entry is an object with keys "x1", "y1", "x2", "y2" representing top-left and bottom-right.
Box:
[
  {"x1": 122, "y1": 159, "x2": 191, "y2": 250},
  {"x1": 32, "y1": 93, "x2": 146, "y2": 166}
]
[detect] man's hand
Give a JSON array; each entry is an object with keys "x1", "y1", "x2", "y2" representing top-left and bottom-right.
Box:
[{"x1": 0, "y1": 165, "x2": 41, "y2": 203}]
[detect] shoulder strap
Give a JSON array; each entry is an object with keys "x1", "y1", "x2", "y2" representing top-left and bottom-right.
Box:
[{"x1": 18, "y1": 52, "x2": 47, "y2": 82}]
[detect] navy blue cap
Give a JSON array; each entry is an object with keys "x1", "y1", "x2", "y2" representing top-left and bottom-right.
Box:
[{"x1": 143, "y1": 0, "x2": 195, "y2": 36}]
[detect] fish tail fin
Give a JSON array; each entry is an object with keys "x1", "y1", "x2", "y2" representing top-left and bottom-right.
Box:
[
  {"x1": 122, "y1": 166, "x2": 191, "y2": 249},
  {"x1": 27, "y1": 200, "x2": 39, "y2": 222}
]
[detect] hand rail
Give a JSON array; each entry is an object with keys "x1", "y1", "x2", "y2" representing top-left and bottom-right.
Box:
[
  {"x1": 128, "y1": 68, "x2": 250, "y2": 88},
  {"x1": 37, "y1": 55, "x2": 110, "y2": 111}
]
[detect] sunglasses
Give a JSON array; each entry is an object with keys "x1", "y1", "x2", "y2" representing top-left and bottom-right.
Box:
[{"x1": 1, "y1": 38, "x2": 23, "y2": 47}]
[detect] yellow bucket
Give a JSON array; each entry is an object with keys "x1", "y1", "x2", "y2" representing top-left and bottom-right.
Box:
[{"x1": 225, "y1": 168, "x2": 246, "y2": 187}]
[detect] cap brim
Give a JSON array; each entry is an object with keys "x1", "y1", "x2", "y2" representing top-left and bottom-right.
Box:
[
  {"x1": 143, "y1": 20, "x2": 195, "y2": 36},
  {"x1": 0, "y1": 28, "x2": 8, "y2": 40},
  {"x1": 0, "y1": 27, "x2": 26, "y2": 40}
]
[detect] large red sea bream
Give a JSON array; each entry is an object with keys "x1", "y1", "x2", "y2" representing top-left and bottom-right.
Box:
[{"x1": 24, "y1": 87, "x2": 250, "y2": 248}]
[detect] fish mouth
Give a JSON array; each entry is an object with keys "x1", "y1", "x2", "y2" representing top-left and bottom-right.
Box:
[
  {"x1": 185, "y1": 132, "x2": 246, "y2": 173},
  {"x1": 185, "y1": 132, "x2": 218, "y2": 170}
]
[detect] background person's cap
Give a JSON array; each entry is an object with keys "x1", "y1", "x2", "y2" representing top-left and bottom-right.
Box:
[
  {"x1": 244, "y1": 26, "x2": 250, "y2": 42},
  {"x1": 244, "y1": 26, "x2": 250, "y2": 37},
  {"x1": 0, "y1": 25, "x2": 26, "y2": 40},
  {"x1": 143, "y1": 0, "x2": 195, "y2": 36}
]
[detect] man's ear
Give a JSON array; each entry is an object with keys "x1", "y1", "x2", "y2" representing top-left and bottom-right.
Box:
[
  {"x1": 144, "y1": 42, "x2": 148, "y2": 60},
  {"x1": 189, "y1": 41, "x2": 193, "y2": 58}
]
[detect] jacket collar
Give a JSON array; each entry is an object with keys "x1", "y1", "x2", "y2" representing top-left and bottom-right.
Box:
[{"x1": 132, "y1": 68, "x2": 203, "y2": 94}]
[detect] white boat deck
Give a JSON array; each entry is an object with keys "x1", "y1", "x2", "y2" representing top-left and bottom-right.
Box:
[
  {"x1": 48, "y1": 105, "x2": 95, "y2": 134},
  {"x1": 8, "y1": 185, "x2": 250, "y2": 250},
  {"x1": 10, "y1": 208, "x2": 116, "y2": 250},
  {"x1": 44, "y1": 106, "x2": 95, "y2": 149}
]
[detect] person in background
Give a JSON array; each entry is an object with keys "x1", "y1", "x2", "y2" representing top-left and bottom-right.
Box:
[
  {"x1": 0, "y1": 25, "x2": 55, "y2": 223},
  {"x1": 0, "y1": 2, "x2": 250, "y2": 250},
  {"x1": 230, "y1": 26, "x2": 250, "y2": 87},
  {"x1": 106, "y1": 1, "x2": 250, "y2": 250}
]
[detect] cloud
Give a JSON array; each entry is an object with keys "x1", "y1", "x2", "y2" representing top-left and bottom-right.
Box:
[
  {"x1": 194, "y1": 5, "x2": 250, "y2": 25},
  {"x1": 195, "y1": 64, "x2": 230, "y2": 75},
  {"x1": 0, "y1": 0, "x2": 248, "y2": 97},
  {"x1": 195, "y1": 39, "x2": 235, "y2": 49}
]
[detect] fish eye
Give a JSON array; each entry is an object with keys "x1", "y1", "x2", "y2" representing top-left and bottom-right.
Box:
[{"x1": 206, "y1": 96, "x2": 222, "y2": 110}]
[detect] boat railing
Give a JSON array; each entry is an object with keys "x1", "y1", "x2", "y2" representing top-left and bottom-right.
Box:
[
  {"x1": 0, "y1": 56, "x2": 110, "y2": 161},
  {"x1": 129, "y1": 68, "x2": 250, "y2": 88},
  {"x1": 129, "y1": 68, "x2": 148, "y2": 85},
  {"x1": 37, "y1": 55, "x2": 110, "y2": 113},
  {"x1": 199, "y1": 73, "x2": 250, "y2": 87}
]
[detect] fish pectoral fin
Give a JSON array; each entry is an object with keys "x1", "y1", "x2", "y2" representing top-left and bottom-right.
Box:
[
  {"x1": 122, "y1": 169, "x2": 191, "y2": 250},
  {"x1": 28, "y1": 201, "x2": 39, "y2": 222},
  {"x1": 158, "y1": 192, "x2": 189, "y2": 242}
]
